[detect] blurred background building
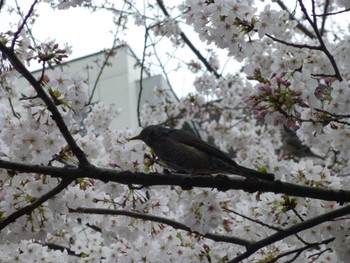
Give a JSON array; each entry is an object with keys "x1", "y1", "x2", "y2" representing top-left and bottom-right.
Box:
[{"x1": 18, "y1": 44, "x2": 178, "y2": 130}]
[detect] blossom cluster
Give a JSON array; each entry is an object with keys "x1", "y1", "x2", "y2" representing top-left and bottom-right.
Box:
[
  {"x1": 181, "y1": 0, "x2": 290, "y2": 61},
  {"x1": 153, "y1": 17, "x2": 182, "y2": 45},
  {"x1": 43, "y1": 0, "x2": 92, "y2": 9}
]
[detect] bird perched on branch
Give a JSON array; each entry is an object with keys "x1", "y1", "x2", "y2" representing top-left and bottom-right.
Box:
[{"x1": 129, "y1": 125, "x2": 275, "y2": 181}]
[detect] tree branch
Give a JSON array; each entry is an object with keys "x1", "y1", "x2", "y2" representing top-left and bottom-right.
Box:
[
  {"x1": 11, "y1": 0, "x2": 39, "y2": 49},
  {"x1": 265, "y1": 34, "x2": 322, "y2": 50},
  {"x1": 69, "y1": 207, "x2": 251, "y2": 247},
  {"x1": 1, "y1": 159, "x2": 350, "y2": 203},
  {"x1": 137, "y1": 25, "x2": 149, "y2": 127},
  {"x1": 225, "y1": 208, "x2": 281, "y2": 232},
  {"x1": 297, "y1": 0, "x2": 342, "y2": 81},
  {"x1": 156, "y1": 0, "x2": 221, "y2": 78},
  {"x1": 228, "y1": 204, "x2": 350, "y2": 263},
  {"x1": 315, "y1": 7, "x2": 350, "y2": 17},
  {"x1": 0, "y1": 178, "x2": 73, "y2": 231},
  {"x1": 87, "y1": 48, "x2": 116, "y2": 106},
  {"x1": 14, "y1": 0, "x2": 38, "y2": 47},
  {"x1": 319, "y1": 0, "x2": 330, "y2": 36},
  {"x1": 276, "y1": 0, "x2": 316, "y2": 39},
  {"x1": 0, "y1": 42, "x2": 90, "y2": 167},
  {"x1": 35, "y1": 241, "x2": 82, "y2": 258},
  {"x1": 87, "y1": 1, "x2": 129, "y2": 105},
  {"x1": 267, "y1": 237, "x2": 334, "y2": 263}
]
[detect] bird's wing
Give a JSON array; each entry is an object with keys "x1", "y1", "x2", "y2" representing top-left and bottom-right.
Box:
[{"x1": 167, "y1": 129, "x2": 238, "y2": 166}]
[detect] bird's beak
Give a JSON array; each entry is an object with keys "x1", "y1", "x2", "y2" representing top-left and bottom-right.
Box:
[{"x1": 128, "y1": 134, "x2": 142, "y2": 141}]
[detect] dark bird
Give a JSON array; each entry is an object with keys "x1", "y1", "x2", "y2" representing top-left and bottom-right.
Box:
[
  {"x1": 280, "y1": 125, "x2": 324, "y2": 160},
  {"x1": 129, "y1": 125, "x2": 275, "y2": 181}
]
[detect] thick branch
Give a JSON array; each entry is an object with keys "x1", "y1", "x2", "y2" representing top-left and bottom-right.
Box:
[
  {"x1": 70, "y1": 207, "x2": 251, "y2": 247},
  {"x1": 0, "y1": 42, "x2": 90, "y2": 167},
  {"x1": 228, "y1": 204, "x2": 350, "y2": 263},
  {"x1": 1, "y1": 159, "x2": 350, "y2": 203}
]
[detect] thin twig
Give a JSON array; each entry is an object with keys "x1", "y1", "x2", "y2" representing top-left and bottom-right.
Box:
[
  {"x1": 0, "y1": 178, "x2": 72, "y2": 231},
  {"x1": 11, "y1": 0, "x2": 39, "y2": 49},
  {"x1": 69, "y1": 207, "x2": 252, "y2": 247},
  {"x1": 267, "y1": 237, "x2": 334, "y2": 263},
  {"x1": 315, "y1": 7, "x2": 350, "y2": 17},
  {"x1": 265, "y1": 34, "x2": 322, "y2": 50},
  {"x1": 8, "y1": 98, "x2": 20, "y2": 119},
  {"x1": 319, "y1": 0, "x2": 330, "y2": 36},
  {"x1": 137, "y1": 26, "x2": 149, "y2": 127},
  {"x1": 14, "y1": 0, "x2": 38, "y2": 46},
  {"x1": 308, "y1": 247, "x2": 333, "y2": 262},
  {"x1": 87, "y1": 1, "x2": 128, "y2": 105},
  {"x1": 225, "y1": 208, "x2": 281, "y2": 231},
  {"x1": 228, "y1": 205, "x2": 350, "y2": 263},
  {"x1": 87, "y1": 48, "x2": 116, "y2": 105},
  {"x1": 226, "y1": 207, "x2": 310, "y2": 246},
  {"x1": 35, "y1": 241, "x2": 82, "y2": 257},
  {"x1": 149, "y1": 34, "x2": 178, "y2": 101},
  {"x1": 156, "y1": 0, "x2": 221, "y2": 78},
  {"x1": 298, "y1": 0, "x2": 342, "y2": 81},
  {"x1": 276, "y1": 0, "x2": 316, "y2": 39}
]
